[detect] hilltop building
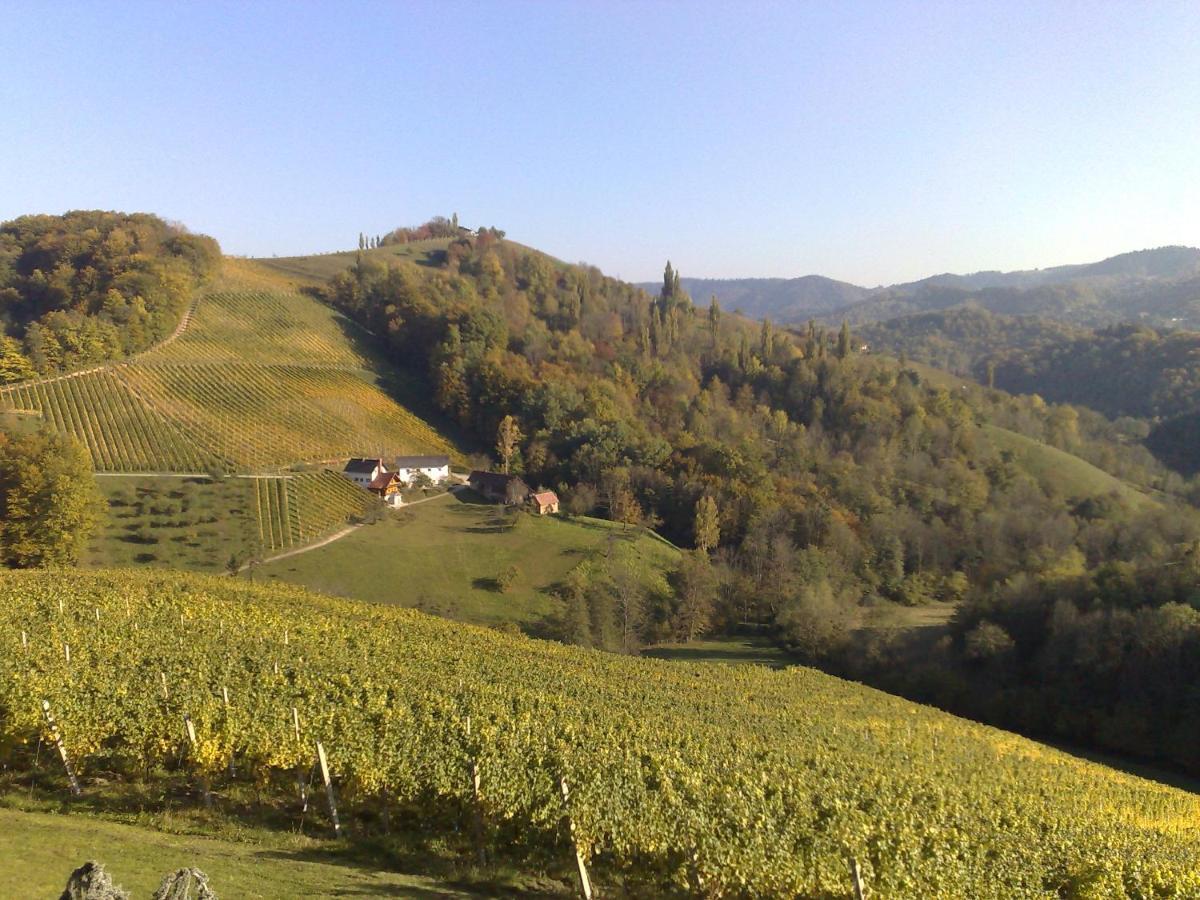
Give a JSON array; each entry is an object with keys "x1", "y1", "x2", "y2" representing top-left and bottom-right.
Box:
[
  {"x1": 529, "y1": 490, "x2": 560, "y2": 515},
  {"x1": 468, "y1": 470, "x2": 530, "y2": 505}
]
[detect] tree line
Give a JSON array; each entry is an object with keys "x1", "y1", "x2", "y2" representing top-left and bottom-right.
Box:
[{"x1": 0, "y1": 211, "x2": 220, "y2": 380}]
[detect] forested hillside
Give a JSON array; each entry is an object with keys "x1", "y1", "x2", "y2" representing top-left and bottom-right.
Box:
[
  {"x1": 638, "y1": 274, "x2": 869, "y2": 321},
  {"x1": 859, "y1": 308, "x2": 1200, "y2": 475},
  {"x1": 312, "y1": 228, "x2": 1200, "y2": 772},
  {"x1": 0, "y1": 211, "x2": 221, "y2": 378}
]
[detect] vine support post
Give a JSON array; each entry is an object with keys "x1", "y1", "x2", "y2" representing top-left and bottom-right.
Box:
[
  {"x1": 222, "y1": 686, "x2": 235, "y2": 778},
  {"x1": 41, "y1": 700, "x2": 81, "y2": 796},
  {"x1": 849, "y1": 856, "x2": 866, "y2": 900},
  {"x1": 559, "y1": 776, "x2": 593, "y2": 900},
  {"x1": 466, "y1": 715, "x2": 486, "y2": 866},
  {"x1": 316, "y1": 741, "x2": 342, "y2": 838},
  {"x1": 184, "y1": 714, "x2": 212, "y2": 808},
  {"x1": 292, "y1": 707, "x2": 308, "y2": 812}
]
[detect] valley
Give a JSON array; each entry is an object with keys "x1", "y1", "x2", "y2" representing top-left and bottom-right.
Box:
[{"x1": 2, "y1": 213, "x2": 1199, "y2": 897}]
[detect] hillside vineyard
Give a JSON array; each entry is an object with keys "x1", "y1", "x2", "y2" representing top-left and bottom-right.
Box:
[
  {"x1": 3, "y1": 570, "x2": 1199, "y2": 898},
  {"x1": 0, "y1": 287, "x2": 455, "y2": 473}
]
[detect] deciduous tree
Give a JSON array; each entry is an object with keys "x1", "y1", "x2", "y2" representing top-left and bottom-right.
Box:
[
  {"x1": 495, "y1": 414, "x2": 522, "y2": 474},
  {"x1": 0, "y1": 430, "x2": 104, "y2": 567}
]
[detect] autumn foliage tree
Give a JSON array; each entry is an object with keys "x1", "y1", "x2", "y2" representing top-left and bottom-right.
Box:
[
  {"x1": 0, "y1": 430, "x2": 104, "y2": 567},
  {"x1": 495, "y1": 414, "x2": 522, "y2": 473}
]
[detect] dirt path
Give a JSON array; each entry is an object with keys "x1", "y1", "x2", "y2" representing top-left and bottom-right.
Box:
[
  {"x1": 0, "y1": 296, "x2": 200, "y2": 397},
  {"x1": 239, "y1": 488, "x2": 459, "y2": 572},
  {"x1": 244, "y1": 524, "x2": 363, "y2": 571}
]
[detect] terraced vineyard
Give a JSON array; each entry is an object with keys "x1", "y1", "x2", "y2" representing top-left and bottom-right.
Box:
[
  {"x1": 0, "y1": 273, "x2": 458, "y2": 474},
  {"x1": 3, "y1": 569, "x2": 1199, "y2": 897}
]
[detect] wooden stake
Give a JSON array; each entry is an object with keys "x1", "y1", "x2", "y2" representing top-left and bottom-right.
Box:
[
  {"x1": 21, "y1": 630, "x2": 27, "y2": 651},
  {"x1": 316, "y1": 741, "x2": 342, "y2": 838},
  {"x1": 292, "y1": 708, "x2": 307, "y2": 812},
  {"x1": 222, "y1": 687, "x2": 235, "y2": 778},
  {"x1": 466, "y1": 716, "x2": 485, "y2": 865},
  {"x1": 160, "y1": 671, "x2": 169, "y2": 700},
  {"x1": 58, "y1": 596, "x2": 64, "y2": 615},
  {"x1": 41, "y1": 700, "x2": 81, "y2": 796},
  {"x1": 63, "y1": 643, "x2": 70, "y2": 664},
  {"x1": 559, "y1": 777, "x2": 593, "y2": 900},
  {"x1": 94, "y1": 607, "x2": 100, "y2": 623},
  {"x1": 849, "y1": 857, "x2": 866, "y2": 900},
  {"x1": 184, "y1": 714, "x2": 212, "y2": 808}
]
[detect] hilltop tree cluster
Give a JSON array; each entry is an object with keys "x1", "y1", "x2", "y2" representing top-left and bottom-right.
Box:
[
  {"x1": 324, "y1": 231, "x2": 1200, "y2": 770},
  {"x1": 0, "y1": 211, "x2": 220, "y2": 379}
]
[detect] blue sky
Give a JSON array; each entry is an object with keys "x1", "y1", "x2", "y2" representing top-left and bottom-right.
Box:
[{"x1": 2, "y1": 1, "x2": 1197, "y2": 285}]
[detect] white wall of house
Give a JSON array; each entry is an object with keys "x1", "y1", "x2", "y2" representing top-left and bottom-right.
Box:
[
  {"x1": 395, "y1": 464, "x2": 449, "y2": 485},
  {"x1": 345, "y1": 462, "x2": 386, "y2": 486}
]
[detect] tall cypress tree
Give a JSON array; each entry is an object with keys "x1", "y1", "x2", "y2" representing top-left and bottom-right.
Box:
[{"x1": 837, "y1": 320, "x2": 852, "y2": 360}]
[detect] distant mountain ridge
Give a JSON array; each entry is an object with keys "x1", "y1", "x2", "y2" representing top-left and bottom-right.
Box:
[
  {"x1": 636, "y1": 274, "x2": 869, "y2": 320},
  {"x1": 642, "y1": 246, "x2": 1200, "y2": 329}
]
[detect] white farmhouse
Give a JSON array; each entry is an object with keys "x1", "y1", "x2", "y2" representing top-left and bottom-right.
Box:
[
  {"x1": 342, "y1": 457, "x2": 388, "y2": 487},
  {"x1": 393, "y1": 455, "x2": 450, "y2": 486}
]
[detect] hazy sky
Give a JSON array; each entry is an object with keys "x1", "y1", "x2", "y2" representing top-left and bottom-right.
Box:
[{"x1": 2, "y1": 1, "x2": 1197, "y2": 285}]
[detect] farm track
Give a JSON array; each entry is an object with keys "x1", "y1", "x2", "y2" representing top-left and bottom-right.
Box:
[
  {"x1": 0, "y1": 296, "x2": 200, "y2": 398},
  {"x1": 239, "y1": 488, "x2": 458, "y2": 572}
]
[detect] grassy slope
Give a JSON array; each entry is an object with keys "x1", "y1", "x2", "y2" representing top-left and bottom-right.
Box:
[
  {"x1": 83, "y1": 476, "x2": 259, "y2": 574},
  {"x1": 254, "y1": 491, "x2": 679, "y2": 628},
  {"x1": 249, "y1": 240, "x2": 453, "y2": 288},
  {"x1": 893, "y1": 359, "x2": 1157, "y2": 507},
  {"x1": 83, "y1": 472, "x2": 375, "y2": 574},
  {"x1": 0, "y1": 806, "x2": 474, "y2": 899},
  {"x1": 981, "y1": 423, "x2": 1156, "y2": 508}
]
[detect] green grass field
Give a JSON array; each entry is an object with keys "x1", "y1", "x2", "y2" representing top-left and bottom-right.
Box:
[
  {"x1": 83, "y1": 472, "x2": 375, "y2": 573},
  {"x1": 981, "y1": 423, "x2": 1156, "y2": 508},
  {"x1": 251, "y1": 240, "x2": 452, "y2": 287},
  {"x1": 253, "y1": 491, "x2": 679, "y2": 628},
  {"x1": 83, "y1": 476, "x2": 258, "y2": 573},
  {"x1": 0, "y1": 805, "x2": 478, "y2": 899}
]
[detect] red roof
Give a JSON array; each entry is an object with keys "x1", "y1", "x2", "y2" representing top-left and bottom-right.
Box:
[
  {"x1": 531, "y1": 490, "x2": 558, "y2": 509},
  {"x1": 368, "y1": 472, "x2": 401, "y2": 491}
]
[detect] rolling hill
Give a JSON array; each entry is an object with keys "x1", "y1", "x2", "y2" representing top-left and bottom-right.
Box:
[
  {"x1": 654, "y1": 246, "x2": 1200, "y2": 330},
  {"x1": 0, "y1": 259, "x2": 459, "y2": 474},
  {"x1": 3, "y1": 568, "x2": 1199, "y2": 897}
]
